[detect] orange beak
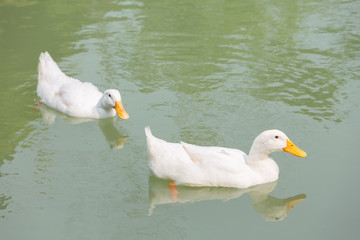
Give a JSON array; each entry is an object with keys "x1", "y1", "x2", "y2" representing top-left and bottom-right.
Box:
[
  {"x1": 283, "y1": 139, "x2": 307, "y2": 157},
  {"x1": 114, "y1": 101, "x2": 129, "y2": 120}
]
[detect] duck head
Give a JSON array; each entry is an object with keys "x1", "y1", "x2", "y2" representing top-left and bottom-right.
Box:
[
  {"x1": 249, "y1": 130, "x2": 306, "y2": 159},
  {"x1": 103, "y1": 89, "x2": 129, "y2": 120}
]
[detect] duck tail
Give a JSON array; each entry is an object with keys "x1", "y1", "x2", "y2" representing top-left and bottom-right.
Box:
[
  {"x1": 37, "y1": 51, "x2": 64, "y2": 83},
  {"x1": 144, "y1": 126, "x2": 153, "y2": 138},
  {"x1": 145, "y1": 126, "x2": 158, "y2": 160}
]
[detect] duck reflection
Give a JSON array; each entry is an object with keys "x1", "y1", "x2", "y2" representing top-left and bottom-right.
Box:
[
  {"x1": 148, "y1": 176, "x2": 305, "y2": 222},
  {"x1": 37, "y1": 104, "x2": 129, "y2": 149}
]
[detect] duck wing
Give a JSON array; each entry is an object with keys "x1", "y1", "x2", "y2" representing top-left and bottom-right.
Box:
[
  {"x1": 55, "y1": 79, "x2": 102, "y2": 115},
  {"x1": 181, "y1": 142, "x2": 248, "y2": 174}
]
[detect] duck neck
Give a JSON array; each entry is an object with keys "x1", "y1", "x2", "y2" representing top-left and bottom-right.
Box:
[
  {"x1": 247, "y1": 144, "x2": 271, "y2": 162},
  {"x1": 247, "y1": 145, "x2": 280, "y2": 183},
  {"x1": 95, "y1": 96, "x2": 116, "y2": 118},
  {"x1": 97, "y1": 95, "x2": 111, "y2": 110}
]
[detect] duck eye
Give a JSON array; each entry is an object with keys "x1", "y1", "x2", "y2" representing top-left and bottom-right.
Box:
[
  {"x1": 275, "y1": 136, "x2": 279, "y2": 139},
  {"x1": 108, "y1": 94, "x2": 111, "y2": 98}
]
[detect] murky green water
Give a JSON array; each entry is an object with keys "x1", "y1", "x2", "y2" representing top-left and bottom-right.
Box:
[{"x1": 1, "y1": 0, "x2": 359, "y2": 239}]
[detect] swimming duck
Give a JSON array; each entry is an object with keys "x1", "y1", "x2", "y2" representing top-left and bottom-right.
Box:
[
  {"x1": 37, "y1": 51, "x2": 129, "y2": 119},
  {"x1": 145, "y1": 127, "x2": 306, "y2": 188}
]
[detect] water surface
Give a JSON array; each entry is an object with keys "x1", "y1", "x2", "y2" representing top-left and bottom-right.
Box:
[{"x1": 1, "y1": 0, "x2": 359, "y2": 239}]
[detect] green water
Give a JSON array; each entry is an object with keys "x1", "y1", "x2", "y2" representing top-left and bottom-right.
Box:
[{"x1": 1, "y1": 0, "x2": 359, "y2": 239}]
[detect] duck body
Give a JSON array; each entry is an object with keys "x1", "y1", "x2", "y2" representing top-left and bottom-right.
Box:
[
  {"x1": 145, "y1": 127, "x2": 306, "y2": 189},
  {"x1": 37, "y1": 52, "x2": 129, "y2": 119}
]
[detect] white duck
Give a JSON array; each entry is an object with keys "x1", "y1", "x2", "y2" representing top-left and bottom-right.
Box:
[
  {"x1": 37, "y1": 51, "x2": 129, "y2": 119},
  {"x1": 145, "y1": 127, "x2": 306, "y2": 189}
]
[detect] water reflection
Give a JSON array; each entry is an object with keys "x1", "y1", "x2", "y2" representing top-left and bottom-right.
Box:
[
  {"x1": 0, "y1": 0, "x2": 38, "y2": 7},
  {"x1": 0, "y1": 194, "x2": 11, "y2": 218},
  {"x1": 247, "y1": 57, "x2": 344, "y2": 123},
  {"x1": 148, "y1": 176, "x2": 305, "y2": 222},
  {"x1": 238, "y1": 0, "x2": 357, "y2": 123},
  {"x1": 129, "y1": 0, "x2": 357, "y2": 124},
  {"x1": 38, "y1": 104, "x2": 129, "y2": 149}
]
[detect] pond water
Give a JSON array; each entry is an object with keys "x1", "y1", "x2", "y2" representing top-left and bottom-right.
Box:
[{"x1": 0, "y1": 0, "x2": 359, "y2": 239}]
